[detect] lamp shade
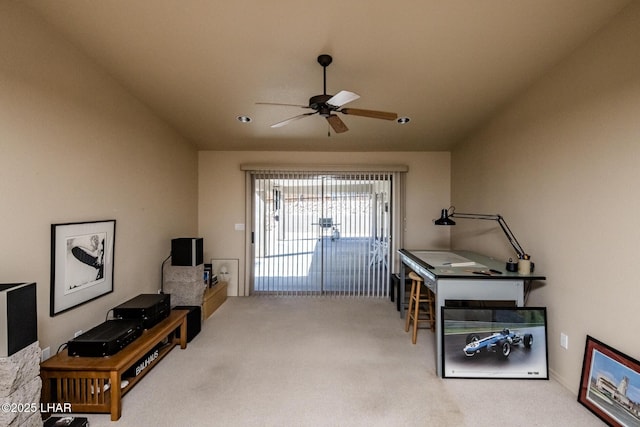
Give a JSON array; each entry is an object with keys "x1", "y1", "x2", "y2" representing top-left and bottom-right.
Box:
[{"x1": 435, "y1": 208, "x2": 456, "y2": 225}]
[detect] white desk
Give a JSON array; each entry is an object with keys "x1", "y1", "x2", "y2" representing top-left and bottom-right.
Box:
[{"x1": 397, "y1": 249, "x2": 546, "y2": 376}]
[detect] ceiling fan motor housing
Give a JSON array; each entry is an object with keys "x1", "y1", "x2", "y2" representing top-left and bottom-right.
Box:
[{"x1": 309, "y1": 94, "x2": 335, "y2": 116}]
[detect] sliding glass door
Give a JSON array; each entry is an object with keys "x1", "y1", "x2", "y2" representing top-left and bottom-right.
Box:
[{"x1": 250, "y1": 171, "x2": 393, "y2": 296}]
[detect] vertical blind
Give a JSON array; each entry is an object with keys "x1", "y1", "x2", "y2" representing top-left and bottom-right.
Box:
[{"x1": 246, "y1": 167, "x2": 405, "y2": 297}]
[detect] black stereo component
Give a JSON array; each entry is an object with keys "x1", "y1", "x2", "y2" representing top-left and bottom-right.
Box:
[
  {"x1": 171, "y1": 237, "x2": 203, "y2": 266},
  {"x1": 67, "y1": 319, "x2": 142, "y2": 357},
  {"x1": 173, "y1": 305, "x2": 201, "y2": 343},
  {"x1": 113, "y1": 293, "x2": 171, "y2": 330}
]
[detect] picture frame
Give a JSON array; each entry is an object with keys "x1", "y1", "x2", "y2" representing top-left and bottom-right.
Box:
[
  {"x1": 578, "y1": 335, "x2": 640, "y2": 426},
  {"x1": 211, "y1": 258, "x2": 238, "y2": 294},
  {"x1": 50, "y1": 220, "x2": 116, "y2": 316},
  {"x1": 441, "y1": 306, "x2": 548, "y2": 379}
]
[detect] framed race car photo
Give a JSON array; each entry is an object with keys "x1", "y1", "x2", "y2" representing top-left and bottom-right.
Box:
[{"x1": 441, "y1": 306, "x2": 548, "y2": 379}]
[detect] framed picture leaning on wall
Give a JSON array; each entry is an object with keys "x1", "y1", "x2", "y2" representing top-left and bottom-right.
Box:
[
  {"x1": 441, "y1": 306, "x2": 548, "y2": 379},
  {"x1": 50, "y1": 219, "x2": 116, "y2": 316},
  {"x1": 578, "y1": 335, "x2": 640, "y2": 426}
]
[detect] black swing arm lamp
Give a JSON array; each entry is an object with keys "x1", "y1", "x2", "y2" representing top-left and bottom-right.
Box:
[{"x1": 434, "y1": 206, "x2": 528, "y2": 260}]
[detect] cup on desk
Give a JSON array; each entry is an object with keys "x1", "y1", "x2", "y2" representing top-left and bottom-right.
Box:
[{"x1": 518, "y1": 259, "x2": 532, "y2": 275}]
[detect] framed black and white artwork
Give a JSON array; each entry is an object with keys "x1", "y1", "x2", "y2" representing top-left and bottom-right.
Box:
[{"x1": 50, "y1": 219, "x2": 116, "y2": 316}]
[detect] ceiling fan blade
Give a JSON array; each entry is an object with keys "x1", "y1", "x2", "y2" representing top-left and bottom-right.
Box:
[
  {"x1": 340, "y1": 108, "x2": 398, "y2": 121},
  {"x1": 257, "y1": 102, "x2": 310, "y2": 108},
  {"x1": 326, "y1": 114, "x2": 349, "y2": 133},
  {"x1": 326, "y1": 90, "x2": 360, "y2": 107},
  {"x1": 270, "y1": 112, "x2": 317, "y2": 128}
]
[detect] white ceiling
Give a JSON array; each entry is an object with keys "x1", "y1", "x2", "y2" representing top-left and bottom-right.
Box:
[{"x1": 24, "y1": 0, "x2": 629, "y2": 151}]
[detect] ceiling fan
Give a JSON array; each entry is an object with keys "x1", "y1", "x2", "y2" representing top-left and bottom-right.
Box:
[{"x1": 257, "y1": 54, "x2": 398, "y2": 134}]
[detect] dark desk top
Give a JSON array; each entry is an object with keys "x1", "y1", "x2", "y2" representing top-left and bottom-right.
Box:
[{"x1": 398, "y1": 249, "x2": 546, "y2": 281}]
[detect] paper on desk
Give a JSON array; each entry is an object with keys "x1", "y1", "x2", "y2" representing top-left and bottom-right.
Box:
[
  {"x1": 445, "y1": 261, "x2": 477, "y2": 267},
  {"x1": 413, "y1": 251, "x2": 487, "y2": 269}
]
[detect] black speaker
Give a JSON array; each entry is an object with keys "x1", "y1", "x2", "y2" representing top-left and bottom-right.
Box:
[
  {"x1": 173, "y1": 306, "x2": 201, "y2": 342},
  {"x1": 0, "y1": 282, "x2": 38, "y2": 357},
  {"x1": 171, "y1": 238, "x2": 203, "y2": 266}
]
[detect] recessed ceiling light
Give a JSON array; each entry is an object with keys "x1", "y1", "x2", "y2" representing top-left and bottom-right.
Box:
[
  {"x1": 237, "y1": 115, "x2": 252, "y2": 123},
  {"x1": 397, "y1": 117, "x2": 411, "y2": 124}
]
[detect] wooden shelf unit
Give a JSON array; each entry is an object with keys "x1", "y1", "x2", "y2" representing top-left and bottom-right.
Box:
[
  {"x1": 40, "y1": 310, "x2": 188, "y2": 421},
  {"x1": 203, "y1": 281, "x2": 227, "y2": 319}
]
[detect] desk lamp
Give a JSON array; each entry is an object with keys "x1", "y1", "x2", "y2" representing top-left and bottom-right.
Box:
[{"x1": 435, "y1": 206, "x2": 529, "y2": 262}]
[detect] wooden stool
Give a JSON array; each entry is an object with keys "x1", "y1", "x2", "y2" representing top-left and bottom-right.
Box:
[{"x1": 404, "y1": 271, "x2": 435, "y2": 344}]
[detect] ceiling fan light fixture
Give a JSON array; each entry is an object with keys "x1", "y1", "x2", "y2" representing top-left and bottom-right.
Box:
[
  {"x1": 397, "y1": 117, "x2": 411, "y2": 124},
  {"x1": 237, "y1": 115, "x2": 252, "y2": 123}
]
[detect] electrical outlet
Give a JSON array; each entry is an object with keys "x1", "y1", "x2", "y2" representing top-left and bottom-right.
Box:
[
  {"x1": 74, "y1": 330, "x2": 83, "y2": 338},
  {"x1": 560, "y1": 333, "x2": 569, "y2": 349},
  {"x1": 41, "y1": 346, "x2": 51, "y2": 361}
]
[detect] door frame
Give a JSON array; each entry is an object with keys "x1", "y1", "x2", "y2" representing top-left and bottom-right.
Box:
[{"x1": 242, "y1": 165, "x2": 407, "y2": 297}]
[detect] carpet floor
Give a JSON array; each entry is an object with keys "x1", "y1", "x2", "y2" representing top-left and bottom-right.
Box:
[{"x1": 75, "y1": 297, "x2": 603, "y2": 427}]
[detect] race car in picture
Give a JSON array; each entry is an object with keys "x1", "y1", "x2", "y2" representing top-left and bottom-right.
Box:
[{"x1": 463, "y1": 328, "x2": 533, "y2": 359}]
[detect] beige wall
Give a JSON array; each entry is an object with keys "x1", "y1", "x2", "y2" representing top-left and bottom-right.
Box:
[
  {"x1": 451, "y1": 3, "x2": 640, "y2": 391},
  {"x1": 6, "y1": 0, "x2": 636, "y2": 398},
  {"x1": 0, "y1": 2, "x2": 198, "y2": 353},
  {"x1": 199, "y1": 151, "x2": 451, "y2": 295}
]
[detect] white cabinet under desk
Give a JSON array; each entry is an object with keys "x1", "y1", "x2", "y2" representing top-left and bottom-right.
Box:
[{"x1": 397, "y1": 249, "x2": 546, "y2": 377}]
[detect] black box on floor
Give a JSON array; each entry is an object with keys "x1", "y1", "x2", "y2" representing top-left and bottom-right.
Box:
[
  {"x1": 113, "y1": 293, "x2": 170, "y2": 329},
  {"x1": 44, "y1": 416, "x2": 89, "y2": 427},
  {"x1": 173, "y1": 305, "x2": 201, "y2": 342}
]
